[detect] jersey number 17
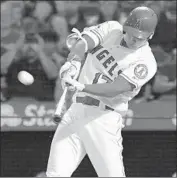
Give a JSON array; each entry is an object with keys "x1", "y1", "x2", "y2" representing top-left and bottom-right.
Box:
[{"x1": 92, "y1": 73, "x2": 112, "y2": 84}]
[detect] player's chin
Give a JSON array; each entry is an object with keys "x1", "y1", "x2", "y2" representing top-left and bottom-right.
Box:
[{"x1": 128, "y1": 44, "x2": 139, "y2": 50}]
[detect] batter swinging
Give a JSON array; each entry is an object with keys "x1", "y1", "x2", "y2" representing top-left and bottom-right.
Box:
[{"x1": 46, "y1": 7, "x2": 158, "y2": 177}]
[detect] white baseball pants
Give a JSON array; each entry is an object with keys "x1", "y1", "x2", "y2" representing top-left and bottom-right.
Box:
[{"x1": 46, "y1": 103, "x2": 125, "y2": 177}]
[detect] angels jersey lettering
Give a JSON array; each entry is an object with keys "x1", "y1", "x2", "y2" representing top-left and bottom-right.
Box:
[
  {"x1": 74, "y1": 21, "x2": 157, "y2": 114},
  {"x1": 90, "y1": 45, "x2": 118, "y2": 77}
]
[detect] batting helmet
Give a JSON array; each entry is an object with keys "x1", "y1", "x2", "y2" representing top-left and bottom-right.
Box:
[{"x1": 123, "y1": 6, "x2": 158, "y2": 39}]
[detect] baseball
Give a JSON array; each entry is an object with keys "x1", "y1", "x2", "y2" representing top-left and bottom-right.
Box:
[{"x1": 17, "y1": 70, "x2": 34, "y2": 85}]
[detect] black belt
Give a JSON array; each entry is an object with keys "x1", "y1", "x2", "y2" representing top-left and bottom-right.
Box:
[{"x1": 76, "y1": 96, "x2": 114, "y2": 111}]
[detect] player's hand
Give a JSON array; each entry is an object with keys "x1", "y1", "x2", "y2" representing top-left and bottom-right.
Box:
[
  {"x1": 63, "y1": 76, "x2": 85, "y2": 91},
  {"x1": 60, "y1": 61, "x2": 79, "y2": 91},
  {"x1": 60, "y1": 61, "x2": 78, "y2": 79},
  {"x1": 60, "y1": 60, "x2": 81, "y2": 80},
  {"x1": 61, "y1": 79, "x2": 76, "y2": 91},
  {"x1": 59, "y1": 61, "x2": 73, "y2": 79}
]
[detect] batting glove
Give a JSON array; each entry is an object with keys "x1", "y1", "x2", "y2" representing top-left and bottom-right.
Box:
[
  {"x1": 63, "y1": 76, "x2": 85, "y2": 91},
  {"x1": 59, "y1": 61, "x2": 72, "y2": 79},
  {"x1": 60, "y1": 60, "x2": 81, "y2": 79},
  {"x1": 61, "y1": 79, "x2": 76, "y2": 91}
]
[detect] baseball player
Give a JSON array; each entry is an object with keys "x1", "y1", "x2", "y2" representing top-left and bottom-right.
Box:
[{"x1": 46, "y1": 7, "x2": 158, "y2": 177}]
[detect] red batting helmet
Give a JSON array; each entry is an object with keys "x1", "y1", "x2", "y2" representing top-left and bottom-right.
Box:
[{"x1": 123, "y1": 6, "x2": 158, "y2": 39}]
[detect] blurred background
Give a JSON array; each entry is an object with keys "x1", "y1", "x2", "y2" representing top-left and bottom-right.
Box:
[{"x1": 0, "y1": 0, "x2": 176, "y2": 177}]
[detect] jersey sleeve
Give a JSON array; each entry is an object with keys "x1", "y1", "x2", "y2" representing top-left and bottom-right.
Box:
[
  {"x1": 119, "y1": 59, "x2": 157, "y2": 89},
  {"x1": 82, "y1": 21, "x2": 123, "y2": 47}
]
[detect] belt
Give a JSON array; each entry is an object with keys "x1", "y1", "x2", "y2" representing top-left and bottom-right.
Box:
[{"x1": 76, "y1": 96, "x2": 114, "y2": 111}]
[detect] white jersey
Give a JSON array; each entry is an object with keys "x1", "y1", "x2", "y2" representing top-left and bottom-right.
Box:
[{"x1": 74, "y1": 21, "x2": 157, "y2": 114}]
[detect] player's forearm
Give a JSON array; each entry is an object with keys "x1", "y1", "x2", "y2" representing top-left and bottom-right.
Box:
[
  {"x1": 64, "y1": 75, "x2": 133, "y2": 97},
  {"x1": 82, "y1": 75, "x2": 133, "y2": 97},
  {"x1": 68, "y1": 34, "x2": 95, "y2": 62},
  {"x1": 82, "y1": 83, "x2": 121, "y2": 97},
  {"x1": 83, "y1": 81, "x2": 131, "y2": 98}
]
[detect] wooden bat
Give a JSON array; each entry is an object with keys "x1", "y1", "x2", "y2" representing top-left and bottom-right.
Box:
[
  {"x1": 53, "y1": 87, "x2": 69, "y2": 124},
  {"x1": 53, "y1": 78, "x2": 76, "y2": 124},
  {"x1": 53, "y1": 63, "x2": 79, "y2": 123}
]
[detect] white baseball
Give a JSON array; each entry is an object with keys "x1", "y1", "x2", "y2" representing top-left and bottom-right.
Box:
[{"x1": 17, "y1": 70, "x2": 34, "y2": 85}]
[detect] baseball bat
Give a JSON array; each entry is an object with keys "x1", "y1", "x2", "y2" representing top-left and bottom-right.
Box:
[
  {"x1": 53, "y1": 87, "x2": 69, "y2": 123},
  {"x1": 53, "y1": 64, "x2": 78, "y2": 123}
]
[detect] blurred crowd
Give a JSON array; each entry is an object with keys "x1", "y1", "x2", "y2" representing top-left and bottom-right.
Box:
[{"x1": 1, "y1": 1, "x2": 176, "y2": 103}]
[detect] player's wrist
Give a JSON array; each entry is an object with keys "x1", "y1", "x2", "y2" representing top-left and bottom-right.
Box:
[
  {"x1": 76, "y1": 82, "x2": 85, "y2": 91},
  {"x1": 68, "y1": 80, "x2": 85, "y2": 91},
  {"x1": 63, "y1": 76, "x2": 85, "y2": 91}
]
